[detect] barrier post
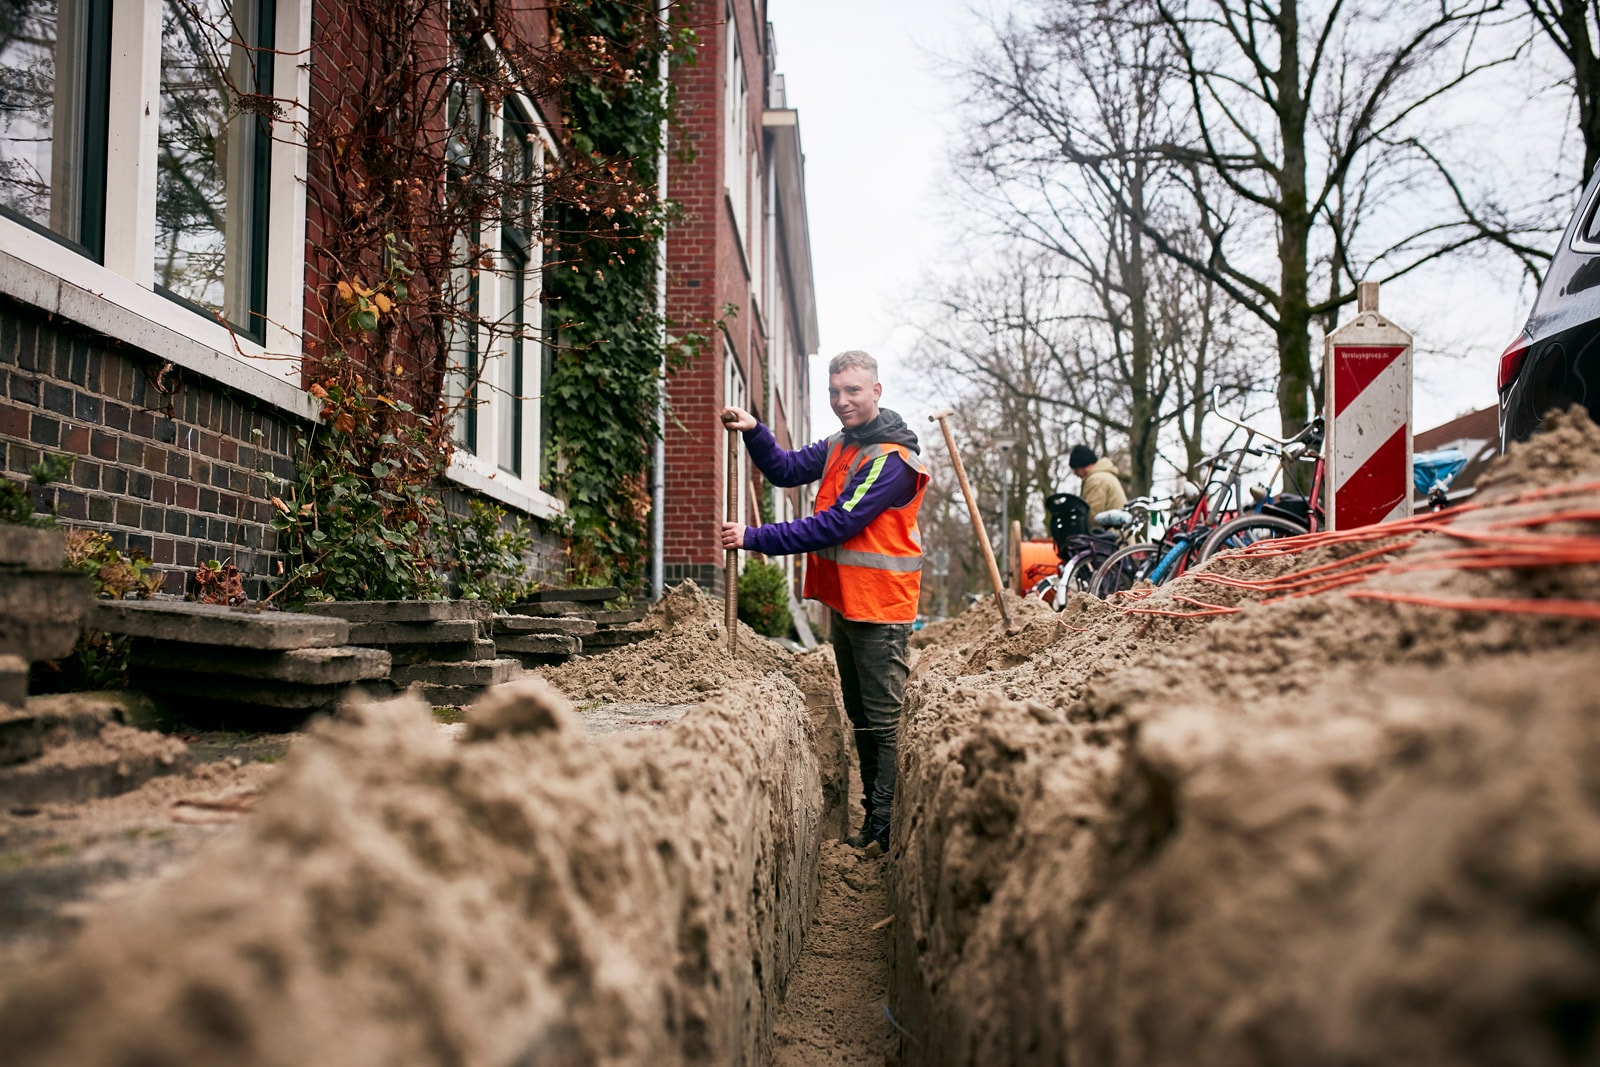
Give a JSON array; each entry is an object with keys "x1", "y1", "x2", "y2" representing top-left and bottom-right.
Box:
[{"x1": 1324, "y1": 281, "x2": 1413, "y2": 529}]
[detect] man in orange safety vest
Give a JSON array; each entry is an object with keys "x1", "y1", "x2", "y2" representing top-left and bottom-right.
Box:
[{"x1": 720, "y1": 350, "x2": 930, "y2": 854}]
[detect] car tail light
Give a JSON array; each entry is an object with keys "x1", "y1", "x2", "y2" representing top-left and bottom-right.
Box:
[{"x1": 1497, "y1": 334, "x2": 1530, "y2": 393}]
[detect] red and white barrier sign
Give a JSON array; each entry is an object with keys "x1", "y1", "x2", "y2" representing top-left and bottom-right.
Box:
[{"x1": 1325, "y1": 282, "x2": 1412, "y2": 529}]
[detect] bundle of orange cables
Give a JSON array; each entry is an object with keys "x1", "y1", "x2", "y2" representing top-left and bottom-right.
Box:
[{"x1": 1116, "y1": 480, "x2": 1600, "y2": 622}]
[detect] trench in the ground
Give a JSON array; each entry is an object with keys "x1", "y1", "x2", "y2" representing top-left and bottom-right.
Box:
[{"x1": 0, "y1": 604, "x2": 900, "y2": 1066}]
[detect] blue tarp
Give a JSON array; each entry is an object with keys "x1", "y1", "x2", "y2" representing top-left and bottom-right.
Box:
[{"x1": 1412, "y1": 448, "x2": 1469, "y2": 494}]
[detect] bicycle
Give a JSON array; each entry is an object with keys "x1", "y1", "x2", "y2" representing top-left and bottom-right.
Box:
[
  {"x1": 1033, "y1": 493, "x2": 1125, "y2": 609},
  {"x1": 1087, "y1": 442, "x2": 1259, "y2": 597},
  {"x1": 1196, "y1": 412, "x2": 1327, "y2": 559}
]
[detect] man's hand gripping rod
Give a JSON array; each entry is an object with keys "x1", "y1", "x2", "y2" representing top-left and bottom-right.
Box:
[{"x1": 929, "y1": 409, "x2": 1013, "y2": 628}]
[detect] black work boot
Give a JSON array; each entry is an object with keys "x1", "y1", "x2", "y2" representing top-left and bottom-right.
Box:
[{"x1": 846, "y1": 802, "x2": 875, "y2": 848}]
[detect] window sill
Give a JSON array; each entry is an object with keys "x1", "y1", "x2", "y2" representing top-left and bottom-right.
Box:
[
  {"x1": 0, "y1": 224, "x2": 318, "y2": 422},
  {"x1": 446, "y1": 450, "x2": 565, "y2": 521}
]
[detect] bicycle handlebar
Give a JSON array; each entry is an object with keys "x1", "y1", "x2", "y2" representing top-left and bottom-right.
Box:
[{"x1": 1207, "y1": 386, "x2": 1324, "y2": 449}]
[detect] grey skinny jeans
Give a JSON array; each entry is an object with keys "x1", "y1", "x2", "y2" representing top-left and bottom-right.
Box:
[{"x1": 830, "y1": 611, "x2": 911, "y2": 839}]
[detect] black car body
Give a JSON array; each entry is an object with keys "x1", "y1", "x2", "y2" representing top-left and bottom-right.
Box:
[{"x1": 1499, "y1": 168, "x2": 1600, "y2": 448}]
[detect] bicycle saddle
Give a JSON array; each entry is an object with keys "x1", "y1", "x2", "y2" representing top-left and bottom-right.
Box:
[{"x1": 1094, "y1": 509, "x2": 1133, "y2": 528}]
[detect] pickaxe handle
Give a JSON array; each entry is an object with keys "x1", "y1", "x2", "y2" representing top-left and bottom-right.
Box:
[
  {"x1": 722, "y1": 411, "x2": 740, "y2": 652},
  {"x1": 929, "y1": 409, "x2": 1012, "y2": 627}
]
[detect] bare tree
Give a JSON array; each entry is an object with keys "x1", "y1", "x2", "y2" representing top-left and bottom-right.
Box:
[
  {"x1": 944, "y1": 0, "x2": 1258, "y2": 493},
  {"x1": 1523, "y1": 0, "x2": 1600, "y2": 184},
  {"x1": 1147, "y1": 0, "x2": 1542, "y2": 432}
]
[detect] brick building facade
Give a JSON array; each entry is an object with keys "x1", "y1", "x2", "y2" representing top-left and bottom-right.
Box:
[
  {"x1": 660, "y1": 0, "x2": 818, "y2": 596},
  {"x1": 0, "y1": 0, "x2": 573, "y2": 594},
  {"x1": 0, "y1": 0, "x2": 815, "y2": 599}
]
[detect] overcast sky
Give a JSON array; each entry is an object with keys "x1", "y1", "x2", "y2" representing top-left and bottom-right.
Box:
[{"x1": 763, "y1": 1, "x2": 1562, "y2": 457}]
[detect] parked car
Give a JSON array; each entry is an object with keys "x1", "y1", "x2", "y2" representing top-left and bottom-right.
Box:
[{"x1": 1499, "y1": 167, "x2": 1600, "y2": 449}]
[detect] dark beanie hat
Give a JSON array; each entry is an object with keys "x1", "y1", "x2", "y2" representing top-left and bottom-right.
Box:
[{"x1": 1069, "y1": 445, "x2": 1097, "y2": 469}]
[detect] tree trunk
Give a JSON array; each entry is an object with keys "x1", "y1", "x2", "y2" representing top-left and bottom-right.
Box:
[
  {"x1": 1276, "y1": 0, "x2": 1314, "y2": 436},
  {"x1": 1126, "y1": 164, "x2": 1159, "y2": 495}
]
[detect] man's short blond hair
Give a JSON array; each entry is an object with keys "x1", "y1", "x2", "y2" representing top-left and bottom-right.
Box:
[{"x1": 828, "y1": 350, "x2": 878, "y2": 379}]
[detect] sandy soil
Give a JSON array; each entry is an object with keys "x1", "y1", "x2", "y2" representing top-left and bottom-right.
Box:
[
  {"x1": 887, "y1": 408, "x2": 1600, "y2": 1065},
  {"x1": 543, "y1": 581, "x2": 839, "y2": 704},
  {"x1": 766, "y1": 841, "x2": 895, "y2": 1067},
  {"x1": 0, "y1": 659, "x2": 834, "y2": 1067}
]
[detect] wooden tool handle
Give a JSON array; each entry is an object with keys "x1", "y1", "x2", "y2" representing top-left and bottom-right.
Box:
[
  {"x1": 723, "y1": 413, "x2": 739, "y2": 652},
  {"x1": 931, "y1": 413, "x2": 1012, "y2": 627}
]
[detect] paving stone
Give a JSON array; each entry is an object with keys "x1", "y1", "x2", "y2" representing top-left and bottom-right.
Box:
[
  {"x1": 345, "y1": 620, "x2": 479, "y2": 646},
  {"x1": 507, "y1": 602, "x2": 647, "y2": 625},
  {"x1": 128, "y1": 641, "x2": 391, "y2": 686},
  {"x1": 383, "y1": 642, "x2": 480, "y2": 666},
  {"x1": 0, "y1": 525, "x2": 66, "y2": 570},
  {"x1": 91, "y1": 600, "x2": 349, "y2": 649},
  {"x1": 413, "y1": 684, "x2": 482, "y2": 707},
  {"x1": 0, "y1": 714, "x2": 45, "y2": 766},
  {"x1": 577, "y1": 629, "x2": 653, "y2": 654},
  {"x1": 0, "y1": 653, "x2": 25, "y2": 709},
  {"x1": 127, "y1": 667, "x2": 366, "y2": 710},
  {"x1": 391, "y1": 659, "x2": 521, "y2": 688},
  {"x1": 1, "y1": 693, "x2": 124, "y2": 770},
  {"x1": 504, "y1": 652, "x2": 573, "y2": 669},
  {"x1": 515, "y1": 587, "x2": 619, "y2": 605},
  {"x1": 300, "y1": 599, "x2": 493, "y2": 623},
  {"x1": 589, "y1": 608, "x2": 647, "y2": 626},
  {"x1": 494, "y1": 633, "x2": 579, "y2": 656},
  {"x1": 0, "y1": 728, "x2": 190, "y2": 808},
  {"x1": 493, "y1": 615, "x2": 596, "y2": 636},
  {"x1": 0, "y1": 570, "x2": 93, "y2": 660}
]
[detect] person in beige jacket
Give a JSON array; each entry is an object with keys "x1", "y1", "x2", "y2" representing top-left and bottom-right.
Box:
[{"x1": 1069, "y1": 444, "x2": 1127, "y2": 521}]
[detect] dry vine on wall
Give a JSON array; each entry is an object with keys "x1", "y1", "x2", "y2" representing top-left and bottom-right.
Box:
[{"x1": 194, "y1": 0, "x2": 700, "y2": 599}]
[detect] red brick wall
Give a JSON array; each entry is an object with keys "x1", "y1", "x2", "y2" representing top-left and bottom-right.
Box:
[{"x1": 663, "y1": 0, "x2": 775, "y2": 590}]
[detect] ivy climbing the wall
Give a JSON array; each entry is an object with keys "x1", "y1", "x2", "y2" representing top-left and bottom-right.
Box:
[
  {"x1": 250, "y1": 0, "x2": 704, "y2": 599},
  {"x1": 543, "y1": 1, "x2": 703, "y2": 588}
]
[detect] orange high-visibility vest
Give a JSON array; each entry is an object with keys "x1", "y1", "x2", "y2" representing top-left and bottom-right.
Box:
[{"x1": 803, "y1": 435, "x2": 930, "y2": 623}]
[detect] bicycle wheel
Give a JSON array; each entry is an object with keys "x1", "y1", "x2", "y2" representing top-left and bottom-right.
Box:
[
  {"x1": 1089, "y1": 542, "x2": 1160, "y2": 599},
  {"x1": 1061, "y1": 551, "x2": 1101, "y2": 596},
  {"x1": 1199, "y1": 513, "x2": 1309, "y2": 561}
]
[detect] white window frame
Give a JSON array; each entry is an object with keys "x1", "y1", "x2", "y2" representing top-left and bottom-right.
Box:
[
  {"x1": 441, "y1": 82, "x2": 563, "y2": 520},
  {"x1": 0, "y1": 0, "x2": 317, "y2": 420},
  {"x1": 723, "y1": 6, "x2": 749, "y2": 253},
  {"x1": 725, "y1": 339, "x2": 747, "y2": 530}
]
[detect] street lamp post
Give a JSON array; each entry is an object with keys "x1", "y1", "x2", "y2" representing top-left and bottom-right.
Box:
[{"x1": 994, "y1": 436, "x2": 1017, "y2": 590}]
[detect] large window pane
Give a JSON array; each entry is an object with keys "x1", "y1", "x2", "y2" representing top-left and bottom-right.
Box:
[
  {"x1": 496, "y1": 257, "x2": 524, "y2": 477},
  {"x1": 155, "y1": 0, "x2": 273, "y2": 334},
  {"x1": 0, "y1": 0, "x2": 108, "y2": 254}
]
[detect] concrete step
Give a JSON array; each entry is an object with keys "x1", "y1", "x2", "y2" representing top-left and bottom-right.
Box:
[
  {"x1": 300, "y1": 599, "x2": 494, "y2": 623},
  {"x1": 513, "y1": 587, "x2": 620, "y2": 605},
  {"x1": 0, "y1": 525, "x2": 66, "y2": 570},
  {"x1": 0, "y1": 570, "x2": 93, "y2": 660},
  {"x1": 128, "y1": 641, "x2": 391, "y2": 686},
  {"x1": 91, "y1": 600, "x2": 348, "y2": 650},
  {"x1": 495, "y1": 633, "x2": 580, "y2": 656},
  {"x1": 0, "y1": 692, "x2": 116, "y2": 766},
  {"x1": 127, "y1": 667, "x2": 383, "y2": 711},
  {"x1": 345, "y1": 620, "x2": 480, "y2": 646},
  {"x1": 0, "y1": 694, "x2": 190, "y2": 808},
  {"x1": 0, "y1": 653, "x2": 24, "y2": 709},
  {"x1": 576, "y1": 629, "x2": 653, "y2": 654},
  {"x1": 391, "y1": 659, "x2": 521, "y2": 689},
  {"x1": 493, "y1": 615, "x2": 597, "y2": 637}
]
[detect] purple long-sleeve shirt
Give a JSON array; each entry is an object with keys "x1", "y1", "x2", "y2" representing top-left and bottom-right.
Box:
[{"x1": 741, "y1": 423, "x2": 919, "y2": 556}]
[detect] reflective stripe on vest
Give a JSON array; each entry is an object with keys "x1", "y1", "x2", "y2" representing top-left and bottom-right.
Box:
[{"x1": 812, "y1": 545, "x2": 925, "y2": 572}]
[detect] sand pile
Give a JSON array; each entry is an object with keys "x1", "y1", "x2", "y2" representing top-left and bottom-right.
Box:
[
  {"x1": 543, "y1": 580, "x2": 838, "y2": 703},
  {"x1": 0, "y1": 673, "x2": 830, "y2": 1066},
  {"x1": 889, "y1": 408, "x2": 1600, "y2": 1065}
]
